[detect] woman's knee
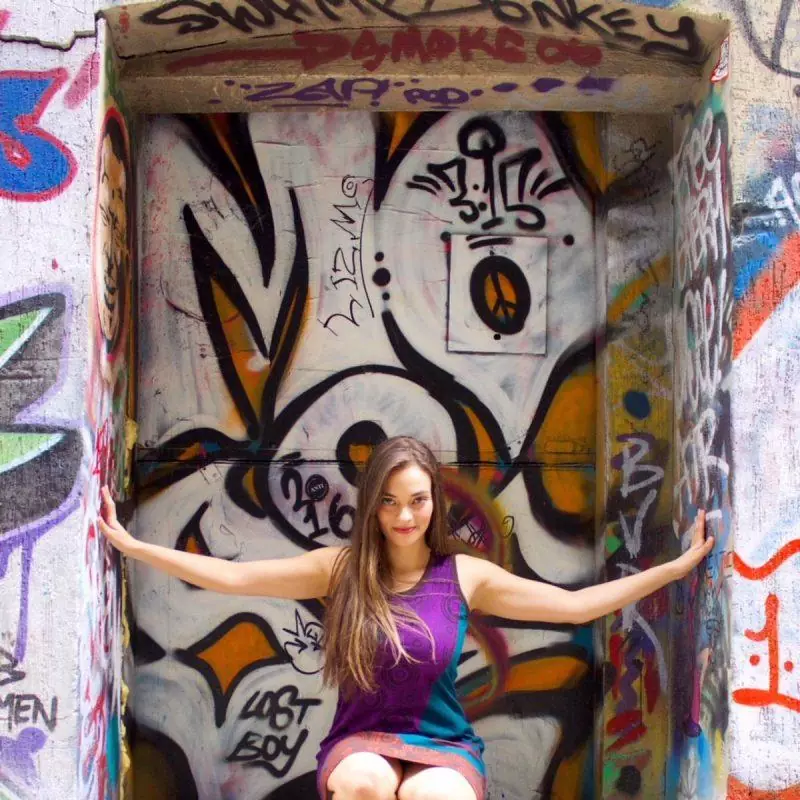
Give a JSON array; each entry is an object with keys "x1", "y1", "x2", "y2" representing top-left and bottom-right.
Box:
[{"x1": 328, "y1": 753, "x2": 401, "y2": 800}]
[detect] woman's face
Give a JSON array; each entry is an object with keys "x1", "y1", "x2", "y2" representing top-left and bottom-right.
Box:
[{"x1": 376, "y1": 464, "x2": 434, "y2": 551}]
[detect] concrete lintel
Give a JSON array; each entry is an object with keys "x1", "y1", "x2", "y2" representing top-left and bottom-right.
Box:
[
  {"x1": 103, "y1": 0, "x2": 730, "y2": 62},
  {"x1": 120, "y1": 69, "x2": 708, "y2": 113}
]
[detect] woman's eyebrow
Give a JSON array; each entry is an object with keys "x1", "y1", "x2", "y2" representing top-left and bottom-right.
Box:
[{"x1": 383, "y1": 491, "x2": 429, "y2": 498}]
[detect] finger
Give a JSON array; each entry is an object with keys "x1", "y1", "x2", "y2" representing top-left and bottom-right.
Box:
[
  {"x1": 97, "y1": 517, "x2": 115, "y2": 539},
  {"x1": 101, "y1": 486, "x2": 118, "y2": 524},
  {"x1": 693, "y1": 510, "x2": 707, "y2": 545}
]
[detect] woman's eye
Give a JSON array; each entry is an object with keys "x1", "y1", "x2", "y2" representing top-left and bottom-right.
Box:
[{"x1": 381, "y1": 497, "x2": 394, "y2": 506}]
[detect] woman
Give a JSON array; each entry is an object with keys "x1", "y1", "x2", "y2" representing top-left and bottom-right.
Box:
[{"x1": 99, "y1": 436, "x2": 712, "y2": 800}]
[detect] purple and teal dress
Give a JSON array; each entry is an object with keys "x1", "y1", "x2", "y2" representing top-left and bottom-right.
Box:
[{"x1": 316, "y1": 553, "x2": 486, "y2": 798}]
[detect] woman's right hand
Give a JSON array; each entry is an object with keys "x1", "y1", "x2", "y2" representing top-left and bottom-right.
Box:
[
  {"x1": 96, "y1": 485, "x2": 341, "y2": 596},
  {"x1": 98, "y1": 486, "x2": 138, "y2": 555}
]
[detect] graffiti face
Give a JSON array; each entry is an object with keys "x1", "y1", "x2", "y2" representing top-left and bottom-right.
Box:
[{"x1": 95, "y1": 111, "x2": 130, "y2": 357}]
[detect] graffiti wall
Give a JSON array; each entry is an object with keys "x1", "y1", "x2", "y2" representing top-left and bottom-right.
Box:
[
  {"x1": 103, "y1": 0, "x2": 728, "y2": 116},
  {"x1": 132, "y1": 109, "x2": 612, "y2": 798},
  {"x1": 76, "y1": 29, "x2": 137, "y2": 800},
  {"x1": 720, "y1": 0, "x2": 800, "y2": 797},
  {"x1": 597, "y1": 113, "x2": 678, "y2": 798},
  {"x1": 0, "y1": 10, "x2": 133, "y2": 800},
  {"x1": 669, "y1": 86, "x2": 733, "y2": 800},
  {"x1": 1, "y1": 0, "x2": 798, "y2": 798},
  {"x1": 0, "y1": 16, "x2": 96, "y2": 800}
]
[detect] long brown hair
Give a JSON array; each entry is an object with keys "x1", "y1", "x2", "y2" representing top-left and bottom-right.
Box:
[{"x1": 322, "y1": 436, "x2": 452, "y2": 693}]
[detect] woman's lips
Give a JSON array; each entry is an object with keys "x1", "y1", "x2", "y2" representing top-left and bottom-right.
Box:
[{"x1": 393, "y1": 526, "x2": 417, "y2": 534}]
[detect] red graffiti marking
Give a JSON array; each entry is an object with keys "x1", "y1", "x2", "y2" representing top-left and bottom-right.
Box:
[
  {"x1": 734, "y1": 232, "x2": 800, "y2": 358},
  {"x1": 64, "y1": 51, "x2": 100, "y2": 109},
  {"x1": 0, "y1": 10, "x2": 9, "y2": 31},
  {"x1": 606, "y1": 621, "x2": 661, "y2": 752},
  {"x1": 735, "y1": 541, "x2": 796, "y2": 722},
  {"x1": 167, "y1": 26, "x2": 526, "y2": 74},
  {"x1": 119, "y1": 10, "x2": 130, "y2": 34},
  {"x1": 81, "y1": 678, "x2": 110, "y2": 794},
  {"x1": 733, "y1": 538, "x2": 800, "y2": 580},
  {"x1": 733, "y1": 593, "x2": 800, "y2": 713},
  {"x1": 606, "y1": 708, "x2": 646, "y2": 751},
  {"x1": 536, "y1": 36, "x2": 602, "y2": 66},
  {"x1": 727, "y1": 776, "x2": 800, "y2": 799}
]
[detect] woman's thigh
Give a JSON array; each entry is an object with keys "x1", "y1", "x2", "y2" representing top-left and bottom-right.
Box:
[
  {"x1": 327, "y1": 751, "x2": 403, "y2": 799},
  {"x1": 397, "y1": 763, "x2": 478, "y2": 800}
]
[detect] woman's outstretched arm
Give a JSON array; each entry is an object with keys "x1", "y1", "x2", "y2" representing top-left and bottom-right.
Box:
[
  {"x1": 97, "y1": 486, "x2": 341, "y2": 599},
  {"x1": 459, "y1": 510, "x2": 713, "y2": 624}
]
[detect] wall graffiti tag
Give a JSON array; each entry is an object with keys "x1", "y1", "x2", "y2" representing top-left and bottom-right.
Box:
[
  {"x1": 209, "y1": 75, "x2": 618, "y2": 110},
  {"x1": 407, "y1": 116, "x2": 571, "y2": 231},
  {"x1": 140, "y1": 0, "x2": 705, "y2": 64},
  {"x1": 0, "y1": 70, "x2": 77, "y2": 202}
]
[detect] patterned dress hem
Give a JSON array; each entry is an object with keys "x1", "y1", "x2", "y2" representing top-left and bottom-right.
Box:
[{"x1": 317, "y1": 731, "x2": 486, "y2": 800}]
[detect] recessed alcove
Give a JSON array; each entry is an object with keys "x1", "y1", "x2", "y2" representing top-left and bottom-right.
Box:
[{"x1": 101, "y1": 2, "x2": 733, "y2": 796}]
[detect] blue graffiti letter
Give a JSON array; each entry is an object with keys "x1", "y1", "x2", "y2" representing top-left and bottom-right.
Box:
[{"x1": 0, "y1": 69, "x2": 76, "y2": 201}]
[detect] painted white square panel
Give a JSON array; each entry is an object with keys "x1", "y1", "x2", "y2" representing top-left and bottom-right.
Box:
[{"x1": 447, "y1": 234, "x2": 548, "y2": 355}]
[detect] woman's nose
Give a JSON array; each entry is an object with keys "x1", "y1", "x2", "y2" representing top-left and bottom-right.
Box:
[{"x1": 397, "y1": 505, "x2": 413, "y2": 522}]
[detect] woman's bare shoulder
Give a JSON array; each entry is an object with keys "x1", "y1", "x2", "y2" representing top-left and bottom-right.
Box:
[{"x1": 454, "y1": 552, "x2": 494, "y2": 606}]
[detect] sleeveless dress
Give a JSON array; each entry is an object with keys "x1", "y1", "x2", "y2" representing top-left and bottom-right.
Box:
[{"x1": 316, "y1": 553, "x2": 486, "y2": 799}]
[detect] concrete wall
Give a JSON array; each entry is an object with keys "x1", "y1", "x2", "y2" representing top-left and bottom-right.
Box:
[
  {"x1": 705, "y1": 2, "x2": 800, "y2": 798},
  {"x1": 0, "y1": 5, "x2": 133, "y2": 800},
  {"x1": 0, "y1": 1, "x2": 797, "y2": 799}
]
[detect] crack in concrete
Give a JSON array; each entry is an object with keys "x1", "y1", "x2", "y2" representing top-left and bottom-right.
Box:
[{"x1": 0, "y1": 13, "x2": 98, "y2": 50}]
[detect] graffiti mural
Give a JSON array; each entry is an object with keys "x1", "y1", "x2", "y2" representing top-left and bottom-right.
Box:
[
  {"x1": 0, "y1": 290, "x2": 81, "y2": 798},
  {"x1": 75, "y1": 32, "x2": 136, "y2": 800},
  {"x1": 727, "y1": 97, "x2": 800, "y2": 798},
  {"x1": 133, "y1": 109, "x2": 610, "y2": 798},
  {"x1": 0, "y1": 290, "x2": 82, "y2": 660},
  {"x1": 0, "y1": 20, "x2": 106, "y2": 798},
  {"x1": 1, "y1": 1, "x2": 797, "y2": 798},
  {"x1": 670, "y1": 92, "x2": 733, "y2": 800},
  {"x1": 599, "y1": 114, "x2": 677, "y2": 799}
]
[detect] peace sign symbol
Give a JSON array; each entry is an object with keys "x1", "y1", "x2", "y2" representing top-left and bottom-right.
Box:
[{"x1": 469, "y1": 255, "x2": 531, "y2": 336}]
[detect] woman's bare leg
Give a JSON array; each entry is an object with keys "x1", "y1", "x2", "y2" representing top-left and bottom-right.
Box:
[{"x1": 328, "y1": 752, "x2": 404, "y2": 800}]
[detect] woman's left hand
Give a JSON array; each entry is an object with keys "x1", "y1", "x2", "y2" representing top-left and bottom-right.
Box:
[{"x1": 673, "y1": 510, "x2": 714, "y2": 578}]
